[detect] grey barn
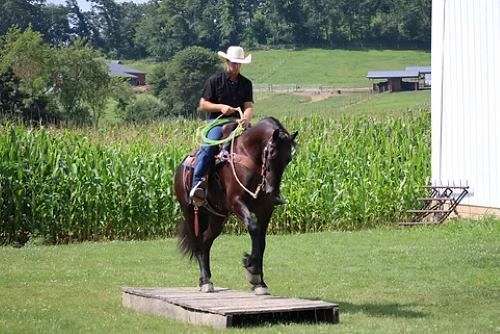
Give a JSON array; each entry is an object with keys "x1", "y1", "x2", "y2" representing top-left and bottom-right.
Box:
[
  {"x1": 108, "y1": 61, "x2": 146, "y2": 86},
  {"x1": 367, "y1": 66, "x2": 431, "y2": 92}
]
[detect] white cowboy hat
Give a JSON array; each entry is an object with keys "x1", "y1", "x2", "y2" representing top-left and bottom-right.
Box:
[{"x1": 217, "y1": 46, "x2": 252, "y2": 64}]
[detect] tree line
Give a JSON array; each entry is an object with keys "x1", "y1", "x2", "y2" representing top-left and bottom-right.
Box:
[
  {"x1": 1, "y1": 0, "x2": 430, "y2": 61},
  {"x1": 0, "y1": 26, "x2": 220, "y2": 125}
]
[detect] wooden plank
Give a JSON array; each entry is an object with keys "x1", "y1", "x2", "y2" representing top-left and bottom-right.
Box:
[
  {"x1": 406, "y1": 209, "x2": 450, "y2": 213},
  {"x1": 122, "y1": 290, "x2": 232, "y2": 329},
  {"x1": 122, "y1": 287, "x2": 339, "y2": 328},
  {"x1": 417, "y1": 197, "x2": 452, "y2": 201},
  {"x1": 399, "y1": 221, "x2": 441, "y2": 226},
  {"x1": 211, "y1": 304, "x2": 335, "y2": 314},
  {"x1": 422, "y1": 185, "x2": 469, "y2": 189}
]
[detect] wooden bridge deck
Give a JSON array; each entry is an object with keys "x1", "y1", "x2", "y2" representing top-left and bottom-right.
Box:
[{"x1": 122, "y1": 287, "x2": 339, "y2": 329}]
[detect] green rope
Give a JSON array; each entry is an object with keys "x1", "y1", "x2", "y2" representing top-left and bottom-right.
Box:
[{"x1": 197, "y1": 117, "x2": 245, "y2": 147}]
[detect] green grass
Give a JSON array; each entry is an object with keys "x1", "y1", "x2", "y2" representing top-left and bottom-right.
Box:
[
  {"x1": 255, "y1": 90, "x2": 430, "y2": 120},
  {"x1": 244, "y1": 48, "x2": 430, "y2": 86},
  {"x1": 123, "y1": 48, "x2": 430, "y2": 87},
  {"x1": 1, "y1": 219, "x2": 498, "y2": 333},
  {"x1": 122, "y1": 59, "x2": 159, "y2": 75}
]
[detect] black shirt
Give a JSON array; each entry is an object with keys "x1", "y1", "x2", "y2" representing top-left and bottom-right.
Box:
[{"x1": 202, "y1": 71, "x2": 253, "y2": 120}]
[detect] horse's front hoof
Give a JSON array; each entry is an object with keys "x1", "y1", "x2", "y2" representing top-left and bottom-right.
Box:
[
  {"x1": 245, "y1": 271, "x2": 262, "y2": 286},
  {"x1": 253, "y1": 286, "x2": 270, "y2": 295},
  {"x1": 200, "y1": 282, "x2": 214, "y2": 293}
]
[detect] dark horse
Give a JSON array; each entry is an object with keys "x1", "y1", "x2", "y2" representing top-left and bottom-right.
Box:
[{"x1": 174, "y1": 117, "x2": 297, "y2": 295}]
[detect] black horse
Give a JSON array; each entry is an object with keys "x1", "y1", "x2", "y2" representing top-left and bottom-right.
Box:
[{"x1": 174, "y1": 117, "x2": 297, "y2": 294}]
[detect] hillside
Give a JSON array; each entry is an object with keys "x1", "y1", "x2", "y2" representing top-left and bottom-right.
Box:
[{"x1": 242, "y1": 48, "x2": 430, "y2": 86}]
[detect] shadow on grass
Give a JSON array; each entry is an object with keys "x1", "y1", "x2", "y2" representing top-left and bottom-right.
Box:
[{"x1": 338, "y1": 301, "x2": 428, "y2": 319}]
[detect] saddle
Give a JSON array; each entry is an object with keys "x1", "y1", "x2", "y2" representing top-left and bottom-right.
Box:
[{"x1": 181, "y1": 122, "x2": 256, "y2": 204}]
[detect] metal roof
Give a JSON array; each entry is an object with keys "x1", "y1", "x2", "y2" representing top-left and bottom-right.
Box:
[
  {"x1": 107, "y1": 62, "x2": 145, "y2": 78},
  {"x1": 406, "y1": 66, "x2": 431, "y2": 74},
  {"x1": 366, "y1": 70, "x2": 420, "y2": 79}
]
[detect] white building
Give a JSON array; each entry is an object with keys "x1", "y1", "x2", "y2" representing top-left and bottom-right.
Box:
[{"x1": 432, "y1": 0, "x2": 500, "y2": 216}]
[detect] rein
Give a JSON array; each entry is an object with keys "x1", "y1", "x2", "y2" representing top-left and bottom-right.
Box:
[
  {"x1": 198, "y1": 107, "x2": 272, "y2": 199},
  {"x1": 229, "y1": 133, "x2": 272, "y2": 199}
]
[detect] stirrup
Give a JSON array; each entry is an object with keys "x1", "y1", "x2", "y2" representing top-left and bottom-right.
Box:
[{"x1": 190, "y1": 180, "x2": 207, "y2": 206}]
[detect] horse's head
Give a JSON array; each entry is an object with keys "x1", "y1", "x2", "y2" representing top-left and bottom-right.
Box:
[{"x1": 262, "y1": 126, "x2": 298, "y2": 195}]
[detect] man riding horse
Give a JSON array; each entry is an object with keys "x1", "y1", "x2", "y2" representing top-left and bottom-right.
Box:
[
  {"x1": 175, "y1": 46, "x2": 296, "y2": 295},
  {"x1": 190, "y1": 46, "x2": 284, "y2": 206}
]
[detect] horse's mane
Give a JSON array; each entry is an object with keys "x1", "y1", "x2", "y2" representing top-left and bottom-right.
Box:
[{"x1": 257, "y1": 117, "x2": 286, "y2": 132}]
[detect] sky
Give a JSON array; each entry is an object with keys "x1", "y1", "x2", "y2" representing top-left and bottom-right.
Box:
[{"x1": 46, "y1": 0, "x2": 150, "y2": 11}]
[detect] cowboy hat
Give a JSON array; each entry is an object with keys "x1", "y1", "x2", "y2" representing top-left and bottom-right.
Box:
[{"x1": 217, "y1": 46, "x2": 252, "y2": 64}]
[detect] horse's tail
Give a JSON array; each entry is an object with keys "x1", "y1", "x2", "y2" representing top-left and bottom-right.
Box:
[
  {"x1": 174, "y1": 162, "x2": 198, "y2": 260},
  {"x1": 178, "y1": 217, "x2": 197, "y2": 260}
]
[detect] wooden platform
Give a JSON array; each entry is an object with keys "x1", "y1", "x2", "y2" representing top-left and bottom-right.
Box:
[{"x1": 122, "y1": 287, "x2": 339, "y2": 329}]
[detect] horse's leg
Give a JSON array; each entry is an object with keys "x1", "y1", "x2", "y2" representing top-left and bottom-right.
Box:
[
  {"x1": 194, "y1": 213, "x2": 225, "y2": 292},
  {"x1": 233, "y1": 198, "x2": 271, "y2": 295}
]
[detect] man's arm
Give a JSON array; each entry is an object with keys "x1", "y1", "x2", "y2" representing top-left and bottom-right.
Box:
[
  {"x1": 199, "y1": 98, "x2": 237, "y2": 115},
  {"x1": 242, "y1": 101, "x2": 253, "y2": 122}
]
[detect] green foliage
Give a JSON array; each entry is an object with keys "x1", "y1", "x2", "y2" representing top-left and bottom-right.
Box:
[
  {"x1": 0, "y1": 0, "x2": 46, "y2": 37},
  {"x1": 0, "y1": 27, "x2": 58, "y2": 123},
  {"x1": 0, "y1": 0, "x2": 431, "y2": 60},
  {"x1": 124, "y1": 94, "x2": 163, "y2": 123},
  {"x1": 0, "y1": 27, "x2": 52, "y2": 92},
  {"x1": 0, "y1": 28, "x2": 117, "y2": 126},
  {"x1": 0, "y1": 110, "x2": 430, "y2": 244},
  {"x1": 0, "y1": 122, "x2": 196, "y2": 245},
  {"x1": 135, "y1": 0, "x2": 198, "y2": 61},
  {"x1": 151, "y1": 46, "x2": 221, "y2": 118},
  {"x1": 52, "y1": 38, "x2": 112, "y2": 125},
  {"x1": 0, "y1": 68, "x2": 28, "y2": 120}
]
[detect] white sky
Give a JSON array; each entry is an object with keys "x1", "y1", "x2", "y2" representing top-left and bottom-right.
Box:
[{"x1": 46, "y1": 0, "x2": 150, "y2": 11}]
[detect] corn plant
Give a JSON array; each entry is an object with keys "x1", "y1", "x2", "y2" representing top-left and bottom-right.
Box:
[{"x1": 0, "y1": 110, "x2": 430, "y2": 244}]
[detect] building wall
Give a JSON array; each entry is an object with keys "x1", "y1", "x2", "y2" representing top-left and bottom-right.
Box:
[{"x1": 431, "y1": 0, "x2": 500, "y2": 208}]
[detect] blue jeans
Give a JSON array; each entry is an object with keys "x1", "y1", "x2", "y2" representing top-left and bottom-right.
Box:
[{"x1": 192, "y1": 125, "x2": 223, "y2": 186}]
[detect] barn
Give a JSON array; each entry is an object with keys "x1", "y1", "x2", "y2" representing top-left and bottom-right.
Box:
[
  {"x1": 108, "y1": 60, "x2": 146, "y2": 86},
  {"x1": 432, "y1": 0, "x2": 500, "y2": 217},
  {"x1": 367, "y1": 67, "x2": 430, "y2": 93}
]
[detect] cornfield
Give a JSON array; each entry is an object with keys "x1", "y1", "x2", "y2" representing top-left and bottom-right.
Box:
[{"x1": 0, "y1": 111, "x2": 430, "y2": 245}]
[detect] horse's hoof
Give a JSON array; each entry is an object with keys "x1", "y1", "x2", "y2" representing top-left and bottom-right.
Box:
[
  {"x1": 253, "y1": 286, "x2": 270, "y2": 295},
  {"x1": 200, "y1": 283, "x2": 214, "y2": 293},
  {"x1": 245, "y1": 271, "x2": 262, "y2": 285}
]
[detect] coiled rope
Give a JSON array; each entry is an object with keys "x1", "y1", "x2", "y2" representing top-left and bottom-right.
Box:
[
  {"x1": 197, "y1": 107, "x2": 245, "y2": 146},
  {"x1": 195, "y1": 107, "x2": 265, "y2": 199}
]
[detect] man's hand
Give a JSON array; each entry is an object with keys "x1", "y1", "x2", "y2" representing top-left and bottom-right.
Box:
[
  {"x1": 220, "y1": 105, "x2": 236, "y2": 115},
  {"x1": 238, "y1": 117, "x2": 251, "y2": 129}
]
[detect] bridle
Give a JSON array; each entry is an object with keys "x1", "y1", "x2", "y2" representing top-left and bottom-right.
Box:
[{"x1": 229, "y1": 133, "x2": 275, "y2": 199}]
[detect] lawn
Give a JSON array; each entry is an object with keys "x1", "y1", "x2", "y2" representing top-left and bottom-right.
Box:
[
  {"x1": 1, "y1": 219, "x2": 498, "y2": 333},
  {"x1": 254, "y1": 90, "x2": 430, "y2": 120},
  {"x1": 124, "y1": 48, "x2": 430, "y2": 87},
  {"x1": 244, "y1": 48, "x2": 430, "y2": 86}
]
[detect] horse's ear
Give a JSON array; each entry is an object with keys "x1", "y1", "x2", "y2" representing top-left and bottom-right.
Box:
[
  {"x1": 272, "y1": 128, "x2": 280, "y2": 141},
  {"x1": 290, "y1": 131, "x2": 298, "y2": 142}
]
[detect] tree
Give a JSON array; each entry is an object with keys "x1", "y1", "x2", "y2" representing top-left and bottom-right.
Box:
[
  {"x1": 151, "y1": 46, "x2": 221, "y2": 117},
  {"x1": 0, "y1": 67, "x2": 27, "y2": 119},
  {"x1": 0, "y1": 0, "x2": 46, "y2": 37},
  {"x1": 218, "y1": 0, "x2": 242, "y2": 48},
  {"x1": 0, "y1": 27, "x2": 56, "y2": 123},
  {"x1": 66, "y1": 0, "x2": 90, "y2": 38},
  {"x1": 124, "y1": 94, "x2": 163, "y2": 123},
  {"x1": 52, "y1": 38, "x2": 112, "y2": 125},
  {"x1": 39, "y1": 4, "x2": 72, "y2": 45},
  {"x1": 135, "y1": 0, "x2": 198, "y2": 61}
]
